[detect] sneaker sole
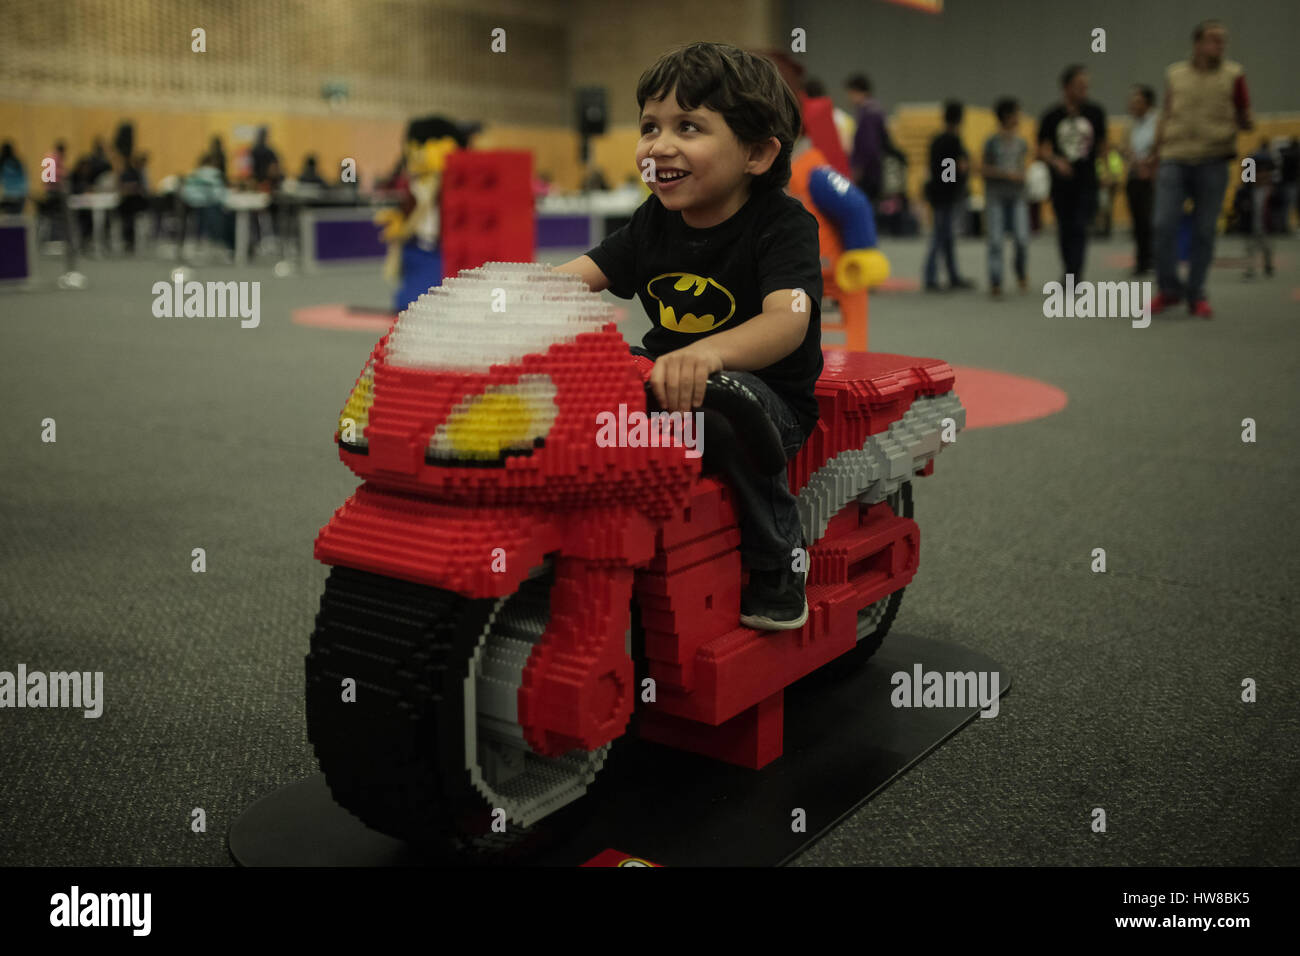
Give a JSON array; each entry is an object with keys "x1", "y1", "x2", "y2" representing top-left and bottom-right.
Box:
[
  {"x1": 740, "y1": 600, "x2": 809, "y2": 631},
  {"x1": 740, "y1": 564, "x2": 810, "y2": 632}
]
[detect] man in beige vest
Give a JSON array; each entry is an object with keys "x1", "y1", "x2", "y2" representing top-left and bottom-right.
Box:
[{"x1": 1151, "y1": 20, "x2": 1253, "y2": 319}]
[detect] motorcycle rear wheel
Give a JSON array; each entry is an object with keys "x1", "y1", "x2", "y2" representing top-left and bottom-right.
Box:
[{"x1": 851, "y1": 480, "x2": 913, "y2": 661}]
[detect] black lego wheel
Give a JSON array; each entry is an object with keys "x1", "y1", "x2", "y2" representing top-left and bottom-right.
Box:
[
  {"x1": 305, "y1": 562, "x2": 610, "y2": 860},
  {"x1": 849, "y1": 480, "x2": 913, "y2": 663}
]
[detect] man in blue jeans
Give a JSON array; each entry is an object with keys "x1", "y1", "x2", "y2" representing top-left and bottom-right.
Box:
[
  {"x1": 1151, "y1": 19, "x2": 1254, "y2": 319},
  {"x1": 981, "y1": 97, "x2": 1030, "y2": 296}
]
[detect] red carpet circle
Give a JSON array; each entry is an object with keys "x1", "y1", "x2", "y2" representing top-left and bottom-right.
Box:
[
  {"x1": 950, "y1": 365, "x2": 1067, "y2": 429},
  {"x1": 292, "y1": 304, "x2": 395, "y2": 332}
]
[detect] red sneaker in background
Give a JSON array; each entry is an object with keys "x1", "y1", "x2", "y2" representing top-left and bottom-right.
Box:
[
  {"x1": 1150, "y1": 293, "x2": 1182, "y2": 315},
  {"x1": 1190, "y1": 299, "x2": 1213, "y2": 319}
]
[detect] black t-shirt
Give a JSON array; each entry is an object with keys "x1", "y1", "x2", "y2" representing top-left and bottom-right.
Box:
[
  {"x1": 1037, "y1": 101, "x2": 1107, "y2": 193},
  {"x1": 927, "y1": 130, "x2": 968, "y2": 204},
  {"x1": 587, "y1": 187, "x2": 824, "y2": 437}
]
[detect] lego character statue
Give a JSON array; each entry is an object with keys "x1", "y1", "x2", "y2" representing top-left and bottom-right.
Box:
[
  {"x1": 789, "y1": 91, "x2": 889, "y2": 352},
  {"x1": 375, "y1": 115, "x2": 474, "y2": 314}
]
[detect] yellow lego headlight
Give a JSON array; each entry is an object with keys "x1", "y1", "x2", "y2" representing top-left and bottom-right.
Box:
[
  {"x1": 338, "y1": 359, "x2": 376, "y2": 449},
  {"x1": 427, "y1": 375, "x2": 558, "y2": 462}
]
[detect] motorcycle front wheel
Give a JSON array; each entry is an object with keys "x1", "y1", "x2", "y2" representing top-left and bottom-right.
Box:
[{"x1": 305, "y1": 560, "x2": 611, "y2": 858}]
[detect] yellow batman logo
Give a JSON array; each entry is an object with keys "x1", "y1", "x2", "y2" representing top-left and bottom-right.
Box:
[{"x1": 646, "y1": 273, "x2": 736, "y2": 334}]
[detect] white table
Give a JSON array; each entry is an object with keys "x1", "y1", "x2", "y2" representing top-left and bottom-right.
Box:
[
  {"x1": 66, "y1": 192, "x2": 120, "y2": 256},
  {"x1": 224, "y1": 192, "x2": 271, "y2": 266},
  {"x1": 536, "y1": 189, "x2": 645, "y2": 249}
]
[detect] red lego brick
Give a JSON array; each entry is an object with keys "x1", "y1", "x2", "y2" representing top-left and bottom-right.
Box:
[
  {"x1": 440, "y1": 151, "x2": 534, "y2": 276},
  {"x1": 639, "y1": 689, "x2": 785, "y2": 770},
  {"x1": 518, "y1": 559, "x2": 636, "y2": 755},
  {"x1": 789, "y1": 349, "x2": 956, "y2": 494},
  {"x1": 641, "y1": 509, "x2": 919, "y2": 727}
]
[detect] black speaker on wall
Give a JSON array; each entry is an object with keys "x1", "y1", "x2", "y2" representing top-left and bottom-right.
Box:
[{"x1": 576, "y1": 87, "x2": 608, "y2": 137}]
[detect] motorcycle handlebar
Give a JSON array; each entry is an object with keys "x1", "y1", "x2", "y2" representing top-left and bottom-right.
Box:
[{"x1": 643, "y1": 373, "x2": 789, "y2": 476}]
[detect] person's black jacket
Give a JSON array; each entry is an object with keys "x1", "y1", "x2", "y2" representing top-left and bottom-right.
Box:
[{"x1": 925, "y1": 130, "x2": 967, "y2": 205}]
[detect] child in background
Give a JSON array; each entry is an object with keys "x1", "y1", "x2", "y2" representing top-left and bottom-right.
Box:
[
  {"x1": 0, "y1": 141, "x2": 27, "y2": 214},
  {"x1": 1094, "y1": 142, "x2": 1125, "y2": 237},
  {"x1": 1243, "y1": 137, "x2": 1277, "y2": 279},
  {"x1": 179, "y1": 152, "x2": 229, "y2": 250},
  {"x1": 555, "y1": 42, "x2": 822, "y2": 631},
  {"x1": 1123, "y1": 85, "x2": 1159, "y2": 276},
  {"x1": 923, "y1": 100, "x2": 972, "y2": 292},
  {"x1": 981, "y1": 98, "x2": 1030, "y2": 296}
]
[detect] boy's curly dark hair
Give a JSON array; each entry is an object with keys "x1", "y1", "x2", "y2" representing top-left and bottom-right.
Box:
[{"x1": 635, "y1": 42, "x2": 801, "y2": 193}]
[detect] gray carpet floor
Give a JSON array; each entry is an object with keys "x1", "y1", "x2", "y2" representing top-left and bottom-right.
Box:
[{"x1": 1, "y1": 230, "x2": 1296, "y2": 866}]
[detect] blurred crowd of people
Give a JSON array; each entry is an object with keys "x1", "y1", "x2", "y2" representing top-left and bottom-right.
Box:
[
  {"x1": 1, "y1": 17, "x2": 1293, "y2": 306},
  {"x1": 825, "y1": 19, "x2": 1293, "y2": 312},
  {"x1": 0, "y1": 122, "x2": 358, "y2": 256}
]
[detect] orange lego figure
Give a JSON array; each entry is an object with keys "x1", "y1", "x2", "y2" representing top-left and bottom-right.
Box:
[{"x1": 788, "y1": 93, "x2": 890, "y2": 351}]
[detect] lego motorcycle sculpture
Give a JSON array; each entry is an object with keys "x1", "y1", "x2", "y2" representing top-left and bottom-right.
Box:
[{"x1": 306, "y1": 263, "x2": 964, "y2": 855}]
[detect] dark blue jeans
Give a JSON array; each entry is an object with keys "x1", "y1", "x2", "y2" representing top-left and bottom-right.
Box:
[
  {"x1": 711, "y1": 371, "x2": 806, "y2": 571},
  {"x1": 986, "y1": 193, "x2": 1029, "y2": 286},
  {"x1": 923, "y1": 201, "x2": 962, "y2": 286},
  {"x1": 1153, "y1": 159, "x2": 1229, "y2": 303},
  {"x1": 1050, "y1": 186, "x2": 1096, "y2": 279},
  {"x1": 395, "y1": 242, "x2": 443, "y2": 313},
  {"x1": 633, "y1": 348, "x2": 807, "y2": 571}
]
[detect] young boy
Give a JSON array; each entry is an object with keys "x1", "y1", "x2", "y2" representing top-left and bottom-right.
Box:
[
  {"x1": 554, "y1": 41, "x2": 823, "y2": 631},
  {"x1": 922, "y1": 100, "x2": 972, "y2": 292},
  {"x1": 1123, "y1": 85, "x2": 1158, "y2": 276},
  {"x1": 1243, "y1": 137, "x2": 1277, "y2": 279},
  {"x1": 981, "y1": 97, "x2": 1030, "y2": 296}
]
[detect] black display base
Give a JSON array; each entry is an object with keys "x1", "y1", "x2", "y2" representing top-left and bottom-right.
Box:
[{"x1": 230, "y1": 633, "x2": 1009, "y2": 867}]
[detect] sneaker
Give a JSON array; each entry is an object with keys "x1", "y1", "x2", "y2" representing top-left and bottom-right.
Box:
[
  {"x1": 1189, "y1": 298, "x2": 1213, "y2": 319},
  {"x1": 1150, "y1": 292, "x2": 1182, "y2": 315},
  {"x1": 990, "y1": 284, "x2": 1002, "y2": 298},
  {"x1": 949, "y1": 278, "x2": 975, "y2": 291},
  {"x1": 923, "y1": 282, "x2": 945, "y2": 293},
  {"x1": 1017, "y1": 277, "x2": 1029, "y2": 294},
  {"x1": 740, "y1": 565, "x2": 809, "y2": 631}
]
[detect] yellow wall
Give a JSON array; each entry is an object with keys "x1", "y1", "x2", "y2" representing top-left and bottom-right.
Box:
[
  {"x1": 0, "y1": 0, "x2": 572, "y2": 126},
  {"x1": 0, "y1": 0, "x2": 784, "y2": 194},
  {"x1": 568, "y1": 0, "x2": 781, "y2": 128},
  {"x1": 0, "y1": 100, "x2": 403, "y2": 190},
  {"x1": 0, "y1": 99, "x2": 651, "y2": 195}
]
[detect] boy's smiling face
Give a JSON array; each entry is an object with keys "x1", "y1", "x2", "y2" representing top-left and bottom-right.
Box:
[{"x1": 637, "y1": 86, "x2": 780, "y2": 229}]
